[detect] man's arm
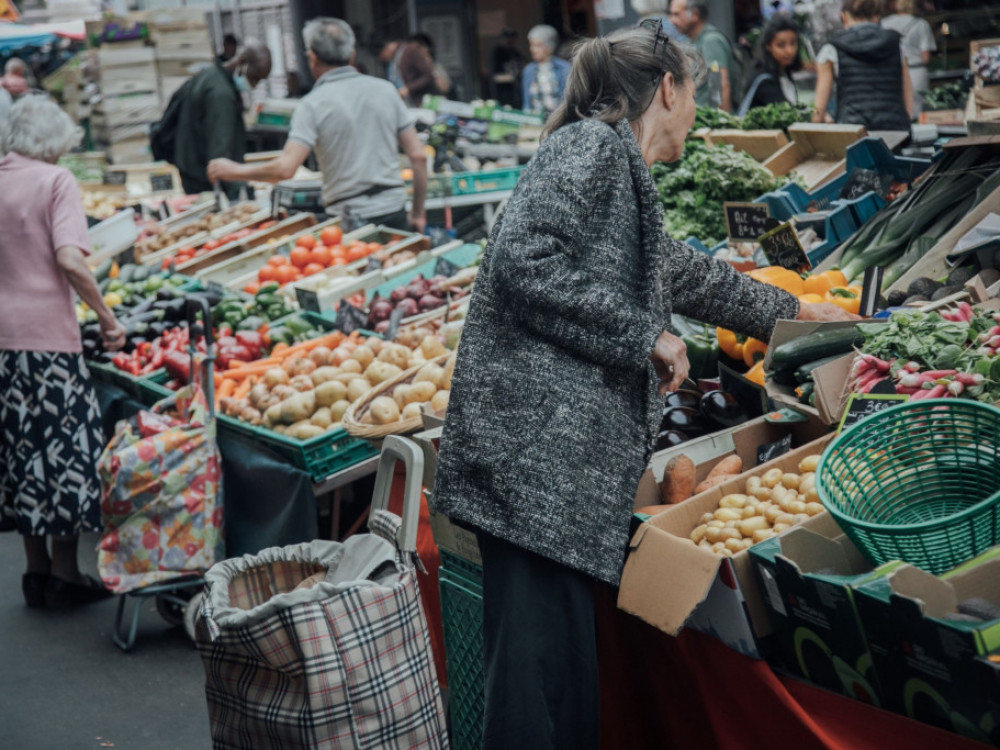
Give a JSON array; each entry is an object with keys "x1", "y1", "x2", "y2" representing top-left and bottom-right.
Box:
[
  {"x1": 812, "y1": 61, "x2": 834, "y2": 122},
  {"x1": 901, "y1": 59, "x2": 914, "y2": 119},
  {"x1": 208, "y1": 141, "x2": 311, "y2": 184},
  {"x1": 399, "y1": 127, "x2": 427, "y2": 232},
  {"x1": 719, "y1": 66, "x2": 732, "y2": 113}
]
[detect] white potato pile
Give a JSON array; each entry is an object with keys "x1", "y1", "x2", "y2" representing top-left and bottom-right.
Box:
[
  {"x1": 689, "y1": 454, "x2": 823, "y2": 557},
  {"x1": 362, "y1": 350, "x2": 456, "y2": 426}
]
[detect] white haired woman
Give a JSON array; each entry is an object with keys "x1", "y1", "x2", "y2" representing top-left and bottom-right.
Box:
[
  {"x1": 0, "y1": 96, "x2": 125, "y2": 609},
  {"x1": 522, "y1": 24, "x2": 571, "y2": 115}
]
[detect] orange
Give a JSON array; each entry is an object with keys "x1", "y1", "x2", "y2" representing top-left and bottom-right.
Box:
[
  {"x1": 309, "y1": 244, "x2": 332, "y2": 267},
  {"x1": 289, "y1": 246, "x2": 312, "y2": 269},
  {"x1": 295, "y1": 233, "x2": 317, "y2": 249},
  {"x1": 320, "y1": 226, "x2": 343, "y2": 247},
  {"x1": 267, "y1": 254, "x2": 289, "y2": 266},
  {"x1": 303, "y1": 262, "x2": 325, "y2": 276}
]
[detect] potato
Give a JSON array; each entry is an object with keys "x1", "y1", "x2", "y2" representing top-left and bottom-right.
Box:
[
  {"x1": 264, "y1": 403, "x2": 283, "y2": 427},
  {"x1": 309, "y1": 347, "x2": 332, "y2": 367},
  {"x1": 770, "y1": 485, "x2": 790, "y2": 504},
  {"x1": 725, "y1": 537, "x2": 749, "y2": 553},
  {"x1": 690, "y1": 524, "x2": 709, "y2": 545},
  {"x1": 402, "y1": 402, "x2": 424, "y2": 420},
  {"x1": 805, "y1": 502, "x2": 824, "y2": 516},
  {"x1": 365, "y1": 360, "x2": 403, "y2": 385},
  {"x1": 764, "y1": 505, "x2": 784, "y2": 524},
  {"x1": 290, "y1": 374, "x2": 314, "y2": 392},
  {"x1": 706, "y1": 520, "x2": 726, "y2": 529},
  {"x1": 248, "y1": 383, "x2": 270, "y2": 409},
  {"x1": 742, "y1": 504, "x2": 760, "y2": 519},
  {"x1": 780, "y1": 473, "x2": 801, "y2": 490},
  {"x1": 799, "y1": 455, "x2": 820, "y2": 473},
  {"x1": 772, "y1": 522, "x2": 791, "y2": 534},
  {"x1": 441, "y1": 355, "x2": 456, "y2": 390},
  {"x1": 330, "y1": 346, "x2": 352, "y2": 366},
  {"x1": 239, "y1": 406, "x2": 263, "y2": 425},
  {"x1": 804, "y1": 487, "x2": 820, "y2": 503},
  {"x1": 786, "y1": 500, "x2": 807, "y2": 515},
  {"x1": 271, "y1": 424, "x2": 288, "y2": 435},
  {"x1": 350, "y1": 345, "x2": 374, "y2": 369},
  {"x1": 711, "y1": 542, "x2": 728, "y2": 554},
  {"x1": 287, "y1": 423, "x2": 325, "y2": 440},
  {"x1": 745, "y1": 476, "x2": 763, "y2": 495},
  {"x1": 258, "y1": 394, "x2": 281, "y2": 412},
  {"x1": 264, "y1": 367, "x2": 290, "y2": 389},
  {"x1": 706, "y1": 527, "x2": 725, "y2": 544},
  {"x1": 774, "y1": 513, "x2": 797, "y2": 527},
  {"x1": 738, "y1": 516, "x2": 770, "y2": 538},
  {"x1": 329, "y1": 399, "x2": 351, "y2": 423},
  {"x1": 699, "y1": 540, "x2": 714, "y2": 551},
  {"x1": 377, "y1": 344, "x2": 410, "y2": 369},
  {"x1": 717, "y1": 547, "x2": 734, "y2": 558},
  {"x1": 365, "y1": 337, "x2": 384, "y2": 354},
  {"x1": 311, "y1": 366, "x2": 341, "y2": 386},
  {"x1": 752, "y1": 487, "x2": 772, "y2": 502},
  {"x1": 420, "y1": 335, "x2": 447, "y2": 359},
  {"x1": 333, "y1": 372, "x2": 361, "y2": 386},
  {"x1": 280, "y1": 391, "x2": 317, "y2": 424},
  {"x1": 393, "y1": 384, "x2": 413, "y2": 409},
  {"x1": 414, "y1": 363, "x2": 445, "y2": 389},
  {"x1": 285, "y1": 357, "x2": 317, "y2": 377},
  {"x1": 430, "y1": 389, "x2": 450, "y2": 412},
  {"x1": 314, "y1": 380, "x2": 347, "y2": 407},
  {"x1": 339, "y1": 358, "x2": 363, "y2": 375},
  {"x1": 408, "y1": 381, "x2": 437, "y2": 404},
  {"x1": 699, "y1": 512, "x2": 716, "y2": 526},
  {"x1": 310, "y1": 407, "x2": 333, "y2": 428},
  {"x1": 370, "y1": 396, "x2": 401, "y2": 425},
  {"x1": 719, "y1": 494, "x2": 748, "y2": 509},
  {"x1": 714, "y1": 507, "x2": 743, "y2": 523},
  {"x1": 761, "y1": 468, "x2": 784, "y2": 488},
  {"x1": 752, "y1": 529, "x2": 776, "y2": 544},
  {"x1": 347, "y1": 378, "x2": 371, "y2": 403},
  {"x1": 793, "y1": 513, "x2": 811, "y2": 524}
]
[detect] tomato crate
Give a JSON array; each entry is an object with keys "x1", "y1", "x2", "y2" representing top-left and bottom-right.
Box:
[
  {"x1": 86, "y1": 358, "x2": 158, "y2": 399},
  {"x1": 450, "y1": 166, "x2": 523, "y2": 196},
  {"x1": 438, "y1": 549, "x2": 484, "y2": 750}
]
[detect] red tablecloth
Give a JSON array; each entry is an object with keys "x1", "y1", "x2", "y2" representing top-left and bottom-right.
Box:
[{"x1": 594, "y1": 584, "x2": 987, "y2": 750}]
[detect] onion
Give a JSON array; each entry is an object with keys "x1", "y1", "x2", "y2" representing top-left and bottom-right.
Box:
[{"x1": 418, "y1": 294, "x2": 444, "y2": 312}]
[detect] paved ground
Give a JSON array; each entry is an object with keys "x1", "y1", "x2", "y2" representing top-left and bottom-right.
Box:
[{"x1": 0, "y1": 530, "x2": 211, "y2": 750}]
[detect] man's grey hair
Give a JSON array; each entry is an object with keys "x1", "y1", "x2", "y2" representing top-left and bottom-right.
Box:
[
  {"x1": 687, "y1": 0, "x2": 709, "y2": 20},
  {"x1": 0, "y1": 95, "x2": 80, "y2": 163},
  {"x1": 5, "y1": 58, "x2": 26, "y2": 75},
  {"x1": 527, "y1": 24, "x2": 560, "y2": 52},
  {"x1": 631, "y1": 0, "x2": 671, "y2": 16},
  {"x1": 303, "y1": 17, "x2": 356, "y2": 67}
]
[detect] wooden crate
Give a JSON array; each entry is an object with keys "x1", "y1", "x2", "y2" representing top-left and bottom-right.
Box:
[
  {"x1": 703, "y1": 129, "x2": 789, "y2": 162},
  {"x1": 762, "y1": 124, "x2": 867, "y2": 190}
]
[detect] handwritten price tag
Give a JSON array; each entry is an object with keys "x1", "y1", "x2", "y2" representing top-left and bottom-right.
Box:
[
  {"x1": 724, "y1": 202, "x2": 771, "y2": 242},
  {"x1": 837, "y1": 391, "x2": 909, "y2": 433}
]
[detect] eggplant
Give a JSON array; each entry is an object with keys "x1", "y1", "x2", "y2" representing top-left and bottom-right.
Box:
[
  {"x1": 654, "y1": 429, "x2": 689, "y2": 451},
  {"x1": 153, "y1": 298, "x2": 188, "y2": 320},
  {"x1": 660, "y1": 406, "x2": 707, "y2": 436},
  {"x1": 189, "y1": 289, "x2": 224, "y2": 307},
  {"x1": 664, "y1": 389, "x2": 702, "y2": 411},
  {"x1": 699, "y1": 390, "x2": 748, "y2": 429},
  {"x1": 147, "y1": 320, "x2": 171, "y2": 338},
  {"x1": 126, "y1": 297, "x2": 156, "y2": 316},
  {"x1": 156, "y1": 286, "x2": 179, "y2": 301}
]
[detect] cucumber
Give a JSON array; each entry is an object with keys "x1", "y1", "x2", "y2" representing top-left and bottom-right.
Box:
[
  {"x1": 92, "y1": 258, "x2": 113, "y2": 281},
  {"x1": 770, "y1": 327, "x2": 864, "y2": 371},
  {"x1": 794, "y1": 354, "x2": 849, "y2": 383},
  {"x1": 771, "y1": 368, "x2": 799, "y2": 387},
  {"x1": 118, "y1": 264, "x2": 136, "y2": 284},
  {"x1": 132, "y1": 265, "x2": 150, "y2": 282}
]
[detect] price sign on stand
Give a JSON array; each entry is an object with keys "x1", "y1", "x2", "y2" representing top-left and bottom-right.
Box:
[
  {"x1": 434, "y1": 257, "x2": 460, "y2": 278},
  {"x1": 838, "y1": 168, "x2": 894, "y2": 201},
  {"x1": 757, "y1": 434, "x2": 793, "y2": 466},
  {"x1": 837, "y1": 391, "x2": 909, "y2": 433},
  {"x1": 150, "y1": 172, "x2": 175, "y2": 193},
  {"x1": 334, "y1": 300, "x2": 368, "y2": 334},
  {"x1": 385, "y1": 306, "x2": 405, "y2": 341},
  {"x1": 365, "y1": 256, "x2": 383, "y2": 273},
  {"x1": 105, "y1": 170, "x2": 127, "y2": 186},
  {"x1": 760, "y1": 222, "x2": 812, "y2": 273},
  {"x1": 724, "y1": 202, "x2": 771, "y2": 242},
  {"x1": 296, "y1": 287, "x2": 322, "y2": 314}
]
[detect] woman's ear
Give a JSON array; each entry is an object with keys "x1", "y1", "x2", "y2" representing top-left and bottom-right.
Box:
[{"x1": 661, "y1": 72, "x2": 676, "y2": 110}]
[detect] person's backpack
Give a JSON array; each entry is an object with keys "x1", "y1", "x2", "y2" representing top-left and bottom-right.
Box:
[
  {"x1": 149, "y1": 78, "x2": 193, "y2": 163},
  {"x1": 702, "y1": 27, "x2": 749, "y2": 112}
]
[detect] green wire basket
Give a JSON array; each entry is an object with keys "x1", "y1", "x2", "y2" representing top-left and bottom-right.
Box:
[{"x1": 816, "y1": 399, "x2": 1000, "y2": 575}]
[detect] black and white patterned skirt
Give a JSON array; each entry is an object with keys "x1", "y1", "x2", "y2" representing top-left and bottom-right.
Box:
[{"x1": 0, "y1": 350, "x2": 105, "y2": 536}]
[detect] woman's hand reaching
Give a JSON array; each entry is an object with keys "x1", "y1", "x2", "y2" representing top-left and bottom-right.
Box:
[
  {"x1": 797, "y1": 302, "x2": 861, "y2": 323},
  {"x1": 652, "y1": 331, "x2": 690, "y2": 394}
]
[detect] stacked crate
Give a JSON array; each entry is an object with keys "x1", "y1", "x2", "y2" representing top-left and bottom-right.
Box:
[
  {"x1": 93, "y1": 41, "x2": 160, "y2": 164},
  {"x1": 142, "y1": 8, "x2": 213, "y2": 103}
]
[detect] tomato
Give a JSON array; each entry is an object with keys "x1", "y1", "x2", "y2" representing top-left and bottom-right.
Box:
[
  {"x1": 346, "y1": 244, "x2": 368, "y2": 262},
  {"x1": 203, "y1": 240, "x2": 222, "y2": 251},
  {"x1": 243, "y1": 282, "x2": 261, "y2": 295},
  {"x1": 320, "y1": 226, "x2": 343, "y2": 247},
  {"x1": 177, "y1": 245, "x2": 196, "y2": 256},
  {"x1": 295, "y1": 233, "x2": 317, "y2": 250},
  {"x1": 366, "y1": 242, "x2": 382, "y2": 254},
  {"x1": 289, "y1": 246, "x2": 312, "y2": 269},
  {"x1": 258, "y1": 220, "x2": 277, "y2": 230},
  {"x1": 274, "y1": 265, "x2": 297, "y2": 285},
  {"x1": 161, "y1": 258, "x2": 172, "y2": 270},
  {"x1": 258, "y1": 265, "x2": 278, "y2": 282},
  {"x1": 309, "y1": 244, "x2": 332, "y2": 267},
  {"x1": 303, "y1": 262, "x2": 325, "y2": 276},
  {"x1": 267, "y1": 254, "x2": 289, "y2": 266}
]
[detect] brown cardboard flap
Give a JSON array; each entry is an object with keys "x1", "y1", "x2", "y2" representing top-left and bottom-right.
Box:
[
  {"x1": 886, "y1": 565, "x2": 956, "y2": 618},
  {"x1": 777, "y1": 518, "x2": 858, "y2": 576},
  {"x1": 618, "y1": 524, "x2": 722, "y2": 635}
]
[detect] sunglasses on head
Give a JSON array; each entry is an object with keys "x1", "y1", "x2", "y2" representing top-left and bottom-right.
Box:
[{"x1": 639, "y1": 17, "x2": 672, "y2": 58}]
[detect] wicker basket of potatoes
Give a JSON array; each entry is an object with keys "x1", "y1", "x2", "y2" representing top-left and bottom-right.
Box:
[{"x1": 342, "y1": 350, "x2": 456, "y2": 439}]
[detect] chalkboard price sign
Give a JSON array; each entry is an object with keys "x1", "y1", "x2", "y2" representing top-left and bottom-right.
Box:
[
  {"x1": 385, "y1": 305, "x2": 406, "y2": 341},
  {"x1": 838, "y1": 168, "x2": 893, "y2": 201},
  {"x1": 434, "y1": 256, "x2": 460, "y2": 279},
  {"x1": 150, "y1": 172, "x2": 175, "y2": 193},
  {"x1": 105, "y1": 170, "x2": 127, "y2": 186},
  {"x1": 365, "y1": 255, "x2": 383, "y2": 273},
  {"x1": 724, "y1": 202, "x2": 771, "y2": 241},
  {"x1": 757, "y1": 433, "x2": 793, "y2": 466},
  {"x1": 296, "y1": 287, "x2": 322, "y2": 314},
  {"x1": 760, "y1": 222, "x2": 812, "y2": 273},
  {"x1": 837, "y1": 391, "x2": 909, "y2": 433},
  {"x1": 335, "y1": 299, "x2": 369, "y2": 334}
]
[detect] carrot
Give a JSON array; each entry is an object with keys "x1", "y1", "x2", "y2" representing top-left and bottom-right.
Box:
[
  {"x1": 226, "y1": 359, "x2": 251, "y2": 369},
  {"x1": 215, "y1": 378, "x2": 237, "y2": 405},
  {"x1": 222, "y1": 362, "x2": 276, "y2": 379},
  {"x1": 233, "y1": 357, "x2": 280, "y2": 369},
  {"x1": 660, "y1": 454, "x2": 697, "y2": 504},
  {"x1": 279, "y1": 333, "x2": 340, "y2": 359},
  {"x1": 270, "y1": 342, "x2": 290, "y2": 357},
  {"x1": 233, "y1": 376, "x2": 255, "y2": 400}
]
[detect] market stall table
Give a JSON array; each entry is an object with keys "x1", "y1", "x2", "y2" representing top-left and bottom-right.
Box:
[
  {"x1": 410, "y1": 189, "x2": 513, "y2": 232},
  {"x1": 594, "y1": 584, "x2": 990, "y2": 750}
]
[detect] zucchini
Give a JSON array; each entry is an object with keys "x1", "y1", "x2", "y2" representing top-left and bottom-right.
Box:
[
  {"x1": 770, "y1": 327, "x2": 864, "y2": 370},
  {"x1": 771, "y1": 367, "x2": 799, "y2": 387},
  {"x1": 92, "y1": 258, "x2": 113, "y2": 281},
  {"x1": 118, "y1": 264, "x2": 136, "y2": 284},
  {"x1": 794, "y1": 354, "x2": 848, "y2": 383},
  {"x1": 131, "y1": 264, "x2": 150, "y2": 282}
]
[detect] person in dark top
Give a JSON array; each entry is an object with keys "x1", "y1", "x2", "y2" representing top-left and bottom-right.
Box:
[
  {"x1": 738, "y1": 13, "x2": 803, "y2": 115},
  {"x1": 217, "y1": 33, "x2": 238, "y2": 64},
  {"x1": 813, "y1": 0, "x2": 912, "y2": 131},
  {"x1": 172, "y1": 42, "x2": 271, "y2": 196},
  {"x1": 491, "y1": 28, "x2": 526, "y2": 107}
]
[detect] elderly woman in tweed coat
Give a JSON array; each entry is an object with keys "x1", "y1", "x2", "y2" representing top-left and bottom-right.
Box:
[{"x1": 432, "y1": 21, "x2": 855, "y2": 750}]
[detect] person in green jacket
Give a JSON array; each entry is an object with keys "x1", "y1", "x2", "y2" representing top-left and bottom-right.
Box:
[{"x1": 172, "y1": 42, "x2": 271, "y2": 197}]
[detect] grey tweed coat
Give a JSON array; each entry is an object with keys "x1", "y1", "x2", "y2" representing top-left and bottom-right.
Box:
[{"x1": 431, "y1": 118, "x2": 799, "y2": 585}]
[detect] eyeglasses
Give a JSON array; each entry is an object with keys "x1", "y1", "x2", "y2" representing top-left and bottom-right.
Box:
[{"x1": 639, "y1": 17, "x2": 671, "y2": 58}]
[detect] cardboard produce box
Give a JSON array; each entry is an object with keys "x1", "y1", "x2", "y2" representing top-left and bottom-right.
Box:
[
  {"x1": 704, "y1": 128, "x2": 789, "y2": 162},
  {"x1": 618, "y1": 431, "x2": 834, "y2": 657},
  {"x1": 853, "y1": 552, "x2": 1000, "y2": 744},
  {"x1": 749, "y1": 515, "x2": 893, "y2": 705},
  {"x1": 763, "y1": 124, "x2": 867, "y2": 190}
]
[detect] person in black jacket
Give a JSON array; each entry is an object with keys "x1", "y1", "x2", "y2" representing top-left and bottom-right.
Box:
[
  {"x1": 813, "y1": 0, "x2": 912, "y2": 130},
  {"x1": 738, "y1": 13, "x2": 802, "y2": 115}
]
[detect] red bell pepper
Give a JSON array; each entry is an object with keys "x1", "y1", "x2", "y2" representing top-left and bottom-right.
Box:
[{"x1": 163, "y1": 350, "x2": 191, "y2": 383}]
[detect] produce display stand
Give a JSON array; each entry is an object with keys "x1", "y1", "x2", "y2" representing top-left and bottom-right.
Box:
[
  {"x1": 137, "y1": 207, "x2": 273, "y2": 268},
  {"x1": 699, "y1": 128, "x2": 789, "y2": 162},
  {"x1": 181, "y1": 213, "x2": 317, "y2": 277},
  {"x1": 414, "y1": 189, "x2": 514, "y2": 232},
  {"x1": 762, "y1": 124, "x2": 868, "y2": 190}
]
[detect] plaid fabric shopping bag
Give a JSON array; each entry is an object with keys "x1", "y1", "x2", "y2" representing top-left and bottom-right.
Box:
[{"x1": 195, "y1": 523, "x2": 449, "y2": 750}]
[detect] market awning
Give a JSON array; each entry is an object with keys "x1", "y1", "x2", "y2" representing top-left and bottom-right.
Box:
[{"x1": 0, "y1": 19, "x2": 86, "y2": 51}]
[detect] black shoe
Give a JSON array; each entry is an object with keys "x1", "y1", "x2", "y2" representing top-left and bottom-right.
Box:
[
  {"x1": 45, "y1": 574, "x2": 112, "y2": 609},
  {"x1": 22, "y1": 572, "x2": 49, "y2": 608}
]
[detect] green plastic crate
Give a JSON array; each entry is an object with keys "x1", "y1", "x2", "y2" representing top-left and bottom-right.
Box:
[
  {"x1": 817, "y1": 399, "x2": 1000, "y2": 574},
  {"x1": 438, "y1": 550, "x2": 484, "y2": 750},
  {"x1": 450, "y1": 166, "x2": 523, "y2": 196},
  {"x1": 86, "y1": 359, "x2": 151, "y2": 399}
]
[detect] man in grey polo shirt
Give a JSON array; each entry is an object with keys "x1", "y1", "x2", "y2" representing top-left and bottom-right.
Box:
[{"x1": 208, "y1": 17, "x2": 427, "y2": 231}]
